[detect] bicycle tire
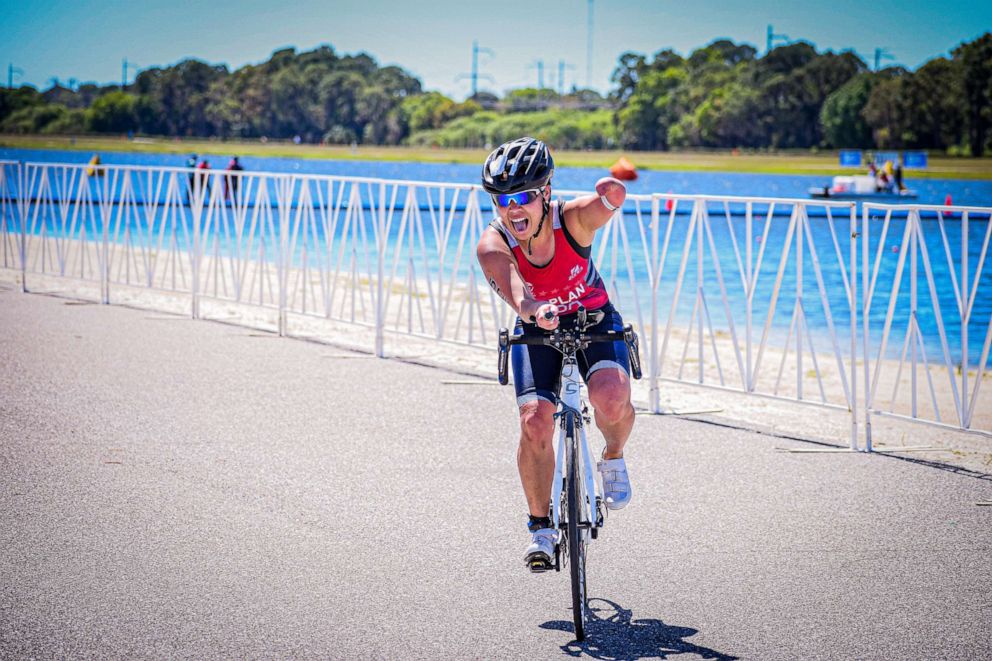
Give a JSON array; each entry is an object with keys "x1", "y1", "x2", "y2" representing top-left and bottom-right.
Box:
[{"x1": 565, "y1": 411, "x2": 588, "y2": 641}]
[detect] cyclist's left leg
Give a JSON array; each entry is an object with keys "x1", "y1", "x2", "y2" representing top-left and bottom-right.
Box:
[
  {"x1": 580, "y1": 305, "x2": 635, "y2": 510},
  {"x1": 586, "y1": 368, "x2": 634, "y2": 459},
  {"x1": 580, "y1": 304, "x2": 635, "y2": 459}
]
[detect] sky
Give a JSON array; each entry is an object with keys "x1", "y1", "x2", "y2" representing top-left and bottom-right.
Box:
[{"x1": 2, "y1": 0, "x2": 990, "y2": 100}]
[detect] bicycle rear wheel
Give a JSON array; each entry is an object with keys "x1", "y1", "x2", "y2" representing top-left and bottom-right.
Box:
[{"x1": 565, "y1": 412, "x2": 588, "y2": 641}]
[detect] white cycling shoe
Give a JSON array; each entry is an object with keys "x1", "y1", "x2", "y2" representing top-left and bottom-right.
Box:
[
  {"x1": 597, "y1": 455, "x2": 632, "y2": 510},
  {"x1": 524, "y1": 528, "x2": 557, "y2": 571}
]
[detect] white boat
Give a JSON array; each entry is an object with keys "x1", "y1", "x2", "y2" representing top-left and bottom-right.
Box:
[{"x1": 809, "y1": 175, "x2": 917, "y2": 201}]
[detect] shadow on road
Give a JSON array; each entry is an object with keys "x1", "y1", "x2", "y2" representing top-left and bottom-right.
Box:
[{"x1": 541, "y1": 598, "x2": 737, "y2": 660}]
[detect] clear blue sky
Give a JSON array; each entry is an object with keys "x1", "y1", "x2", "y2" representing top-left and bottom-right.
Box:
[{"x1": 2, "y1": 0, "x2": 989, "y2": 99}]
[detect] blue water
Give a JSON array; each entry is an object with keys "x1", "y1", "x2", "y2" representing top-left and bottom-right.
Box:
[
  {"x1": 3, "y1": 146, "x2": 991, "y2": 207},
  {"x1": 2, "y1": 147, "x2": 990, "y2": 367}
]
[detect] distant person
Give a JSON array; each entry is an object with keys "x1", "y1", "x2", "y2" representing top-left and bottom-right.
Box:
[
  {"x1": 196, "y1": 159, "x2": 211, "y2": 198},
  {"x1": 186, "y1": 153, "x2": 198, "y2": 204},
  {"x1": 85, "y1": 154, "x2": 104, "y2": 177},
  {"x1": 224, "y1": 156, "x2": 244, "y2": 202},
  {"x1": 894, "y1": 161, "x2": 905, "y2": 192},
  {"x1": 883, "y1": 160, "x2": 895, "y2": 192}
]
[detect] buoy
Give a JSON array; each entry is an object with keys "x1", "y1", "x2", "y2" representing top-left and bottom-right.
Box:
[
  {"x1": 664, "y1": 191, "x2": 673, "y2": 212},
  {"x1": 609, "y1": 156, "x2": 638, "y2": 181},
  {"x1": 944, "y1": 194, "x2": 953, "y2": 218}
]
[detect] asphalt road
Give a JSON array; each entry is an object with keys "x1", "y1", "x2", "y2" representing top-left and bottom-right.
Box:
[{"x1": 2, "y1": 287, "x2": 990, "y2": 660}]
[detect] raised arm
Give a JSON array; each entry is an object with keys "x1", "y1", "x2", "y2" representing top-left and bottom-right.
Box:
[
  {"x1": 562, "y1": 177, "x2": 627, "y2": 244},
  {"x1": 476, "y1": 228, "x2": 559, "y2": 330}
]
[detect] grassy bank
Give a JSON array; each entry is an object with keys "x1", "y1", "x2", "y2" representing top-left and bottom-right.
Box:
[{"x1": 3, "y1": 134, "x2": 992, "y2": 180}]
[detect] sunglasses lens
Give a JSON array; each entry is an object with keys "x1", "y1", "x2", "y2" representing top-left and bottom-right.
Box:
[{"x1": 494, "y1": 190, "x2": 539, "y2": 207}]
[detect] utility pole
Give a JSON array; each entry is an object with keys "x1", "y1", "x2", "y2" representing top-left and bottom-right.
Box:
[
  {"x1": 8, "y1": 63, "x2": 24, "y2": 89},
  {"x1": 586, "y1": 0, "x2": 594, "y2": 88},
  {"x1": 529, "y1": 60, "x2": 545, "y2": 89},
  {"x1": 766, "y1": 25, "x2": 789, "y2": 53},
  {"x1": 457, "y1": 41, "x2": 494, "y2": 98},
  {"x1": 873, "y1": 47, "x2": 894, "y2": 71},
  {"x1": 121, "y1": 57, "x2": 138, "y2": 89},
  {"x1": 557, "y1": 60, "x2": 576, "y2": 96}
]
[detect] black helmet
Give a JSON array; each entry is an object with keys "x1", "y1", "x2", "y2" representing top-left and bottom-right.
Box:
[{"x1": 482, "y1": 137, "x2": 554, "y2": 194}]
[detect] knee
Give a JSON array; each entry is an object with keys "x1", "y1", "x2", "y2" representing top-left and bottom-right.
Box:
[
  {"x1": 589, "y1": 380, "x2": 632, "y2": 423},
  {"x1": 519, "y1": 401, "x2": 555, "y2": 450}
]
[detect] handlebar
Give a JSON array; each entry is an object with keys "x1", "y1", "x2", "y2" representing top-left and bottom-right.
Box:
[{"x1": 497, "y1": 321, "x2": 642, "y2": 385}]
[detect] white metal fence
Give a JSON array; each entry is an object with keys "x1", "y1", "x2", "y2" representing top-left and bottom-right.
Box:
[{"x1": 2, "y1": 161, "x2": 989, "y2": 446}]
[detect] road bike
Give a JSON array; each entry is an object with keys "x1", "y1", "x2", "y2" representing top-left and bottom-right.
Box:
[{"x1": 498, "y1": 306, "x2": 641, "y2": 640}]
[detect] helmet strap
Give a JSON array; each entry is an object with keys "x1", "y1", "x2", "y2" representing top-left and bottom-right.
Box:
[{"x1": 526, "y1": 199, "x2": 551, "y2": 256}]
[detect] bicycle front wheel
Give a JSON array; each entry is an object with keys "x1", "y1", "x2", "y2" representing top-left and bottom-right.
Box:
[{"x1": 565, "y1": 411, "x2": 588, "y2": 641}]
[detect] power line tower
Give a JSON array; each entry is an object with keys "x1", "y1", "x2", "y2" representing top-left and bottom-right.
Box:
[
  {"x1": 457, "y1": 41, "x2": 494, "y2": 98},
  {"x1": 873, "y1": 47, "x2": 894, "y2": 71},
  {"x1": 8, "y1": 63, "x2": 24, "y2": 89},
  {"x1": 766, "y1": 25, "x2": 789, "y2": 53},
  {"x1": 557, "y1": 60, "x2": 576, "y2": 96},
  {"x1": 528, "y1": 60, "x2": 545, "y2": 89},
  {"x1": 122, "y1": 58, "x2": 138, "y2": 89}
]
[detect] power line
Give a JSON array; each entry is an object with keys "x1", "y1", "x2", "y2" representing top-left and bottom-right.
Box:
[
  {"x1": 528, "y1": 60, "x2": 545, "y2": 89},
  {"x1": 766, "y1": 25, "x2": 789, "y2": 53},
  {"x1": 456, "y1": 41, "x2": 494, "y2": 98},
  {"x1": 8, "y1": 63, "x2": 24, "y2": 89},
  {"x1": 122, "y1": 58, "x2": 138, "y2": 89},
  {"x1": 557, "y1": 60, "x2": 576, "y2": 96},
  {"x1": 874, "y1": 47, "x2": 895, "y2": 71}
]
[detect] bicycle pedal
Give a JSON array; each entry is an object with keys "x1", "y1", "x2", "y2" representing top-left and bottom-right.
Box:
[{"x1": 527, "y1": 557, "x2": 554, "y2": 573}]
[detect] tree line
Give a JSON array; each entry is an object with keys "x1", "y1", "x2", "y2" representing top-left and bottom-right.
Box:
[{"x1": 1, "y1": 34, "x2": 989, "y2": 155}]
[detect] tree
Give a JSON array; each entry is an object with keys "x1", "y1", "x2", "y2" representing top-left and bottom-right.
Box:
[
  {"x1": 0, "y1": 86, "x2": 43, "y2": 123},
  {"x1": 86, "y1": 92, "x2": 137, "y2": 133},
  {"x1": 953, "y1": 32, "x2": 992, "y2": 155},
  {"x1": 820, "y1": 73, "x2": 876, "y2": 148}
]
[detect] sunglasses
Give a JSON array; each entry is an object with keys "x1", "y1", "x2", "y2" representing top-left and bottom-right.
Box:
[{"x1": 492, "y1": 187, "x2": 545, "y2": 208}]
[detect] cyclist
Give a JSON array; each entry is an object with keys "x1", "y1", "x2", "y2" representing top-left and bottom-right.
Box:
[{"x1": 475, "y1": 137, "x2": 636, "y2": 571}]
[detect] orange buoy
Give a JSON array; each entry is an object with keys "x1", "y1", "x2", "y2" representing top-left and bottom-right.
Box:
[{"x1": 609, "y1": 156, "x2": 638, "y2": 181}]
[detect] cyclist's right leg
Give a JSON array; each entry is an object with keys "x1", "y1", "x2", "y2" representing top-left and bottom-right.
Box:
[
  {"x1": 511, "y1": 318, "x2": 563, "y2": 568},
  {"x1": 518, "y1": 399, "x2": 557, "y2": 518}
]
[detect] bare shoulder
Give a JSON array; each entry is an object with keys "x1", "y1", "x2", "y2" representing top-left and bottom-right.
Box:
[
  {"x1": 561, "y1": 198, "x2": 597, "y2": 246},
  {"x1": 477, "y1": 225, "x2": 511, "y2": 260}
]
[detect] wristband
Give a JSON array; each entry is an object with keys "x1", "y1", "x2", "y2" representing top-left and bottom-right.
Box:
[{"x1": 600, "y1": 194, "x2": 618, "y2": 211}]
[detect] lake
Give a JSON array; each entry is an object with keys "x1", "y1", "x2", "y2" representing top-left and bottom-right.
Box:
[{"x1": 2, "y1": 147, "x2": 990, "y2": 367}]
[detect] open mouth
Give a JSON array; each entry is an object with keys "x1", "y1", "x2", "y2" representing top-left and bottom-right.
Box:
[{"x1": 509, "y1": 216, "x2": 529, "y2": 234}]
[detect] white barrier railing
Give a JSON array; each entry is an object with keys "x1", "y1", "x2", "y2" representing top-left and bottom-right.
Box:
[
  {"x1": 3, "y1": 161, "x2": 989, "y2": 444},
  {"x1": 862, "y1": 203, "x2": 992, "y2": 448},
  {"x1": 0, "y1": 160, "x2": 22, "y2": 275}
]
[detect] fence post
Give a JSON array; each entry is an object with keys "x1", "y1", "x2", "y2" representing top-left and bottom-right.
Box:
[
  {"x1": 375, "y1": 181, "x2": 386, "y2": 357},
  {"x1": 961, "y1": 210, "x2": 969, "y2": 428},
  {"x1": 278, "y1": 175, "x2": 289, "y2": 337},
  {"x1": 849, "y1": 205, "x2": 858, "y2": 450},
  {"x1": 861, "y1": 205, "x2": 873, "y2": 451},
  {"x1": 17, "y1": 161, "x2": 27, "y2": 294},
  {"x1": 191, "y1": 173, "x2": 201, "y2": 320},
  {"x1": 100, "y1": 169, "x2": 110, "y2": 304},
  {"x1": 649, "y1": 195, "x2": 661, "y2": 413}
]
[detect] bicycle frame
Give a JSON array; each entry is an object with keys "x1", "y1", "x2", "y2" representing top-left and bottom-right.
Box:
[
  {"x1": 497, "y1": 307, "x2": 641, "y2": 640},
  {"x1": 549, "y1": 358, "x2": 600, "y2": 539}
]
